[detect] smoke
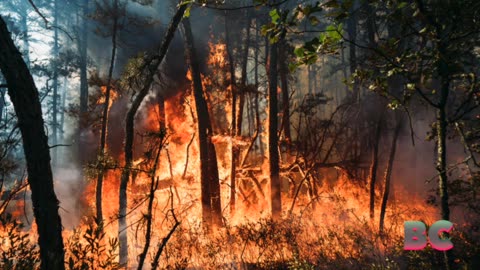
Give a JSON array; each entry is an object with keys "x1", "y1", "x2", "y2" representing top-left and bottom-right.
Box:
[{"x1": 53, "y1": 167, "x2": 85, "y2": 229}]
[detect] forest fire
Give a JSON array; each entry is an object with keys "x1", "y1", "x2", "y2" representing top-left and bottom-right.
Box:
[{"x1": 0, "y1": 0, "x2": 479, "y2": 269}]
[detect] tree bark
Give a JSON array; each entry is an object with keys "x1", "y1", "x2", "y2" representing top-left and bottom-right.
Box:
[
  {"x1": 96, "y1": 0, "x2": 119, "y2": 224},
  {"x1": 137, "y1": 145, "x2": 162, "y2": 270},
  {"x1": 237, "y1": 11, "x2": 251, "y2": 136},
  {"x1": 268, "y1": 39, "x2": 281, "y2": 219},
  {"x1": 183, "y1": 17, "x2": 223, "y2": 228},
  {"x1": 369, "y1": 113, "x2": 383, "y2": 219},
  {"x1": 79, "y1": 0, "x2": 89, "y2": 115},
  {"x1": 19, "y1": 6, "x2": 30, "y2": 67},
  {"x1": 379, "y1": 113, "x2": 401, "y2": 234},
  {"x1": 225, "y1": 14, "x2": 237, "y2": 215},
  {"x1": 255, "y1": 19, "x2": 263, "y2": 157},
  {"x1": 279, "y1": 40, "x2": 291, "y2": 142},
  {"x1": 347, "y1": 0, "x2": 358, "y2": 101},
  {"x1": 0, "y1": 15, "x2": 65, "y2": 270},
  {"x1": 118, "y1": 3, "x2": 187, "y2": 265},
  {"x1": 51, "y1": 0, "x2": 59, "y2": 164}
]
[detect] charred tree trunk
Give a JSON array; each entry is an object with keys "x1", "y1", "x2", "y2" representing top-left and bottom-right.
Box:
[
  {"x1": 51, "y1": 0, "x2": 59, "y2": 164},
  {"x1": 60, "y1": 76, "x2": 68, "y2": 144},
  {"x1": 379, "y1": 113, "x2": 401, "y2": 234},
  {"x1": 79, "y1": 0, "x2": 89, "y2": 115},
  {"x1": 96, "y1": 0, "x2": 118, "y2": 224},
  {"x1": 183, "y1": 17, "x2": 223, "y2": 228},
  {"x1": 225, "y1": 14, "x2": 237, "y2": 215},
  {"x1": 254, "y1": 19, "x2": 263, "y2": 157},
  {"x1": 279, "y1": 40, "x2": 291, "y2": 143},
  {"x1": 268, "y1": 39, "x2": 281, "y2": 219},
  {"x1": 77, "y1": 0, "x2": 89, "y2": 165},
  {"x1": 437, "y1": 80, "x2": 453, "y2": 270},
  {"x1": 137, "y1": 144, "x2": 162, "y2": 270},
  {"x1": 158, "y1": 94, "x2": 166, "y2": 131},
  {"x1": 347, "y1": 0, "x2": 358, "y2": 101},
  {"x1": 118, "y1": 4, "x2": 187, "y2": 266},
  {"x1": 369, "y1": 113, "x2": 383, "y2": 219},
  {"x1": 237, "y1": 11, "x2": 251, "y2": 136},
  {"x1": 0, "y1": 15, "x2": 65, "y2": 270}
]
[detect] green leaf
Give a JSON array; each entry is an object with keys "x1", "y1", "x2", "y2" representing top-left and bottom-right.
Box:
[
  {"x1": 184, "y1": 5, "x2": 191, "y2": 18},
  {"x1": 397, "y1": 2, "x2": 408, "y2": 9},
  {"x1": 269, "y1": 9, "x2": 280, "y2": 24},
  {"x1": 294, "y1": 47, "x2": 305, "y2": 57}
]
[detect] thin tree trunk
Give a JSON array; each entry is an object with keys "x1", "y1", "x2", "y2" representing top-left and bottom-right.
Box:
[
  {"x1": 96, "y1": 0, "x2": 119, "y2": 224},
  {"x1": 19, "y1": 7, "x2": 30, "y2": 67},
  {"x1": 268, "y1": 39, "x2": 281, "y2": 219},
  {"x1": 0, "y1": 15, "x2": 65, "y2": 270},
  {"x1": 279, "y1": 40, "x2": 291, "y2": 142},
  {"x1": 369, "y1": 113, "x2": 383, "y2": 219},
  {"x1": 79, "y1": 0, "x2": 88, "y2": 115},
  {"x1": 77, "y1": 0, "x2": 89, "y2": 165},
  {"x1": 225, "y1": 14, "x2": 237, "y2": 215},
  {"x1": 137, "y1": 144, "x2": 162, "y2": 270},
  {"x1": 0, "y1": 89, "x2": 5, "y2": 125},
  {"x1": 379, "y1": 114, "x2": 401, "y2": 233},
  {"x1": 52, "y1": 0, "x2": 59, "y2": 164},
  {"x1": 60, "y1": 76, "x2": 67, "y2": 144},
  {"x1": 255, "y1": 19, "x2": 263, "y2": 157},
  {"x1": 118, "y1": 4, "x2": 187, "y2": 265},
  {"x1": 236, "y1": 11, "x2": 251, "y2": 136},
  {"x1": 438, "y1": 85, "x2": 453, "y2": 270},
  {"x1": 347, "y1": 0, "x2": 358, "y2": 101},
  {"x1": 183, "y1": 17, "x2": 223, "y2": 228}
]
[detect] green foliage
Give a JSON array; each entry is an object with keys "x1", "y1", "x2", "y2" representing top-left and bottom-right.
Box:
[
  {"x1": 258, "y1": 1, "x2": 346, "y2": 71},
  {"x1": 84, "y1": 151, "x2": 119, "y2": 178},
  {"x1": 119, "y1": 52, "x2": 146, "y2": 91}
]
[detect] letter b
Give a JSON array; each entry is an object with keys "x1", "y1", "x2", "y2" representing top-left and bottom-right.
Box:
[{"x1": 404, "y1": 221, "x2": 427, "y2": 250}]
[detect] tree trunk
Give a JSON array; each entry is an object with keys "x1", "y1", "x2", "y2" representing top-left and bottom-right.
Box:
[
  {"x1": 96, "y1": 0, "x2": 118, "y2": 224},
  {"x1": 51, "y1": 0, "x2": 59, "y2": 164},
  {"x1": 237, "y1": 11, "x2": 251, "y2": 136},
  {"x1": 225, "y1": 14, "x2": 237, "y2": 215},
  {"x1": 60, "y1": 76, "x2": 68, "y2": 144},
  {"x1": 118, "y1": 4, "x2": 187, "y2": 265},
  {"x1": 183, "y1": 17, "x2": 223, "y2": 228},
  {"x1": 347, "y1": 0, "x2": 358, "y2": 101},
  {"x1": 268, "y1": 39, "x2": 281, "y2": 219},
  {"x1": 19, "y1": 7, "x2": 30, "y2": 67},
  {"x1": 369, "y1": 113, "x2": 383, "y2": 219},
  {"x1": 255, "y1": 19, "x2": 263, "y2": 157},
  {"x1": 438, "y1": 84, "x2": 453, "y2": 270},
  {"x1": 279, "y1": 40, "x2": 291, "y2": 142},
  {"x1": 79, "y1": 0, "x2": 89, "y2": 115},
  {"x1": 379, "y1": 113, "x2": 401, "y2": 234},
  {"x1": 137, "y1": 145, "x2": 162, "y2": 270},
  {"x1": 0, "y1": 15, "x2": 65, "y2": 270}
]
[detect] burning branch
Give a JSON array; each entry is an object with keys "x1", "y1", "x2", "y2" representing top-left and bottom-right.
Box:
[{"x1": 150, "y1": 187, "x2": 181, "y2": 270}]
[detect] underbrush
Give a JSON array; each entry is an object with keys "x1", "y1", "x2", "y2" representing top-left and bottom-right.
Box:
[{"x1": 1, "y1": 205, "x2": 479, "y2": 269}]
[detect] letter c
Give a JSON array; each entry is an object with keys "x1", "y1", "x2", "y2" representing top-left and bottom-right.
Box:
[{"x1": 428, "y1": 220, "x2": 454, "y2": 251}]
